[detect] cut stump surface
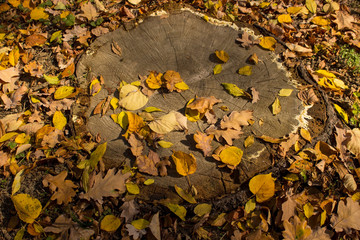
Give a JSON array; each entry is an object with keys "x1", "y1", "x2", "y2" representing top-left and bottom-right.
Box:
[{"x1": 76, "y1": 10, "x2": 316, "y2": 200}]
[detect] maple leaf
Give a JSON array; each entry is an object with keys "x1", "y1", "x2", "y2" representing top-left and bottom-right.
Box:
[
  {"x1": 334, "y1": 11, "x2": 355, "y2": 30},
  {"x1": 42, "y1": 171, "x2": 77, "y2": 205},
  {"x1": 44, "y1": 215, "x2": 95, "y2": 239},
  {"x1": 194, "y1": 131, "x2": 214, "y2": 156},
  {"x1": 236, "y1": 31, "x2": 260, "y2": 48},
  {"x1": 120, "y1": 200, "x2": 140, "y2": 223},
  {"x1": 135, "y1": 151, "x2": 159, "y2": 176},
  {"x1": 220, "y1": 110, "x2": 253, "y2": 130},
  {"x1": 187, "y1": 96, "x2": 222, "y2": 114},
  {"x1": 206, "y1": 125, "x2": 243, "y2": 145},
  {"x1": 282, "y1": 216, "x2": 312, "y2": 240},
  {"x1": 331, "y1": 197, "x2": 360, "y2": 233},
  {"x1": 79, "y1": 168, "x2": 131, "y2": 204}
]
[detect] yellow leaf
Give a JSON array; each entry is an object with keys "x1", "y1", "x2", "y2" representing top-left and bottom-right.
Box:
[
  {"x1": 123, "y1": 112, "x2": 144, "y2": 138},
  {"x1": 259, "y1": 37, "x2": 277, "y2": 51},
  {"x1": 215, "y1": 50, "x2": 229, "y2": 63},
  {"x1": 259, "y1": 2, "x2": 270, "y2": 8},
  {"x1": 245, "y1": 198, "x2": 256, "y2": 213},
  {"x1": 249, "y1": 173, "x2": 275, "y2": 203},
  {"x1": 315, "y1": 69, "x2": 336, "y2": 78},
  {"x1": 175, "y1": 81, "x2": 189, "y2": 90},
  {"x1": 15, "y1": 133, "x2": 29, "y2": 144},
  {"x1": 222, "y1": 83, "x2": 251, "y2": 98},
  {"x1": 144, "y1": 106, "x2": 162, "y2": 112},
  {"x1": 9, "y1": 47, "x2": 20, "y2": 67},
  {"x1": 219, "y1": 146, "x2": 243, "y2": 167},
  {"x1": 117, "y1": 111, "x2": 129, "y2": 129},
  {"x1": 272, "y1": 97, "x2": 281, "y2": 115},
  {"x1": 54, "y1": 86, "x2": 74, "y2": 100},
  {"x1": 283, "y1": 173, "x2": 299, "y2": 181},
  {"x1": 194, "y1": 203, "x2": 212, "y2": 217},
  {"x1": 185, "y1": 98, "x2": 202, "y2": 122},
  {"x1": 305, "y1": 0, "x2": 317, "y2": 13},
  {"x1": 53, "y1": 111, "x2": 67, "y2": 130},
  {"x1": 44, "y1": 74, "x2": 60, "y2": 85},
  {"x1": 12, "y1": 194, "x2": 42, "y2": 223},
  {"x1": 238, "y1": 65, "x2": 252, "y2": 76},
  {"x1": 0, "y1": 3, "x2": 10, "y2": 12},
  {"x1": 320, "y1": 210, "x2": 326, "y2": 226},
  {"x1": 311, "y1": 16, "x2": 329, "y2": 26},
  {"x1": 119, "y1": 90, "x2": 148, "y2": 111},
  {"x1": 165, "y1": 203, "x2": 187, "y2": 221},
  {"x1": 110, "y1": 97, "x2": 119, "y2": 110},
  {"x1": 126, "y1": 182, "x2": 140, "y2": 194},
  {"x1": 175, "y1": 185, "x2": 197, "y2": 204},
  {"x1": 244, "y1": 135, "x2": 254, "y2": 148},
  {"x1": 144, "y1": 179, "x2": 154, "y2": 185},
  {"x1": 257, "y1": 135, "x2": 283, "y2": 143},
  {"x1": 30, "y1": 7, "x2": 49, "y2": 20},
  {"x1": 146, "y1": 72, "x2": 162, "y2": 89},
  {"x1": 8, "y1": 0, "x2": 21, "y2": 7},
  {"x1": 131, "y1": 219, "x2": 150, "y2": 230},
  {"x1": 100, "y1": 215, "x2": 121, "y2": 232},
  {"x1": 31, "y1": 96, "x2": 41, "y2": 103},
  {"x1": 333, "y1": 78, "x2": 348, "y2": 89},
  {"x1": 157, "y1": 140, "x2": 173, "y2": 148},
  {"x1": 300, "y1": 128, "x2": 312, "y2": 143},
  {"x1": 287, "y1": 6, "x2": 302, "y2": 14},
  {"x1": 50, "y1": 30, "x2": 62, "y2": 43},
  {"x1": 334, "y1": 104, "x2": 348, "y2": 123},
  {"x1": 278, "y1": 14, "x2": 292, "y2": 23},
  {"x1": 12, "y1": 169, "x2": 24, "y2": 196},
  {"x1": 303, "y1": 202, "x2": 314, "y2": 218},
  {"x1": 88, "y1": 142, "x2": 107, "y2": 169},
  {"x1": 131, "y1": 81, "x2": 141, "y2": 86},
  {"x1": 213, "y1": 64, "x2": 222, "y2": 75},
  {"x1": 89, "y1": 78, "x2": 101, "y2": 96},
  {"x1": 0, "y1": 132, "x2": 18, "y2": 142},
  {"x1": 171, "y1": 151, "x2": 197, "y2": 176},
  {"x1": 278, "y1": 89, "x2": 293, "y2": 97}
]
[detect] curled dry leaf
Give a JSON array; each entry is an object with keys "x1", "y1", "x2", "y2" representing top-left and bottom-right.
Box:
[{"x1": 297, "y1": 88, "x2": 319, "y2": 105}]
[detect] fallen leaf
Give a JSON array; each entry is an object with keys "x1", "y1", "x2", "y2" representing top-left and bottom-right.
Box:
[
  {"x1": 128, "y1": 133, "x2": 143, "y2": 157},
  {"x1": 278, "y1": 14, "x2": 292, "y2": 23},
  {"x1": 304, "y1": 203, "x2": 314, "y2": 218},
  {"x1": 53, "y1": 111, "x2": 67, "y2": 130},
  {"x1": 334, "y1": 11, "x2": 355, "y2": 30},
  {"x1": 279, "y1": 133, "x2": 299, "y2": 157},
  {"x1": 171, "y1": 151, "x2": 197, "y2": 176},
  {"x1": 272, "y1": 97, "x2": 281, "y2": 115},
  {"x1": 30, "y1": 7, "x2": 49, "y2": 20},
  {"x1": 144, "y1": 106, "x2": 162, "y2": 112},
  {"x1": 297, "y1": 88, "x2": 319, "y2": 105},
  {"x1": 165, "y1": 203, "x2": 187, "y2": 221},
  {"x1": 215, "y1": 50, "x2": 229, "y2": 63},
  {"x1": 249, "y1": 173, "x2": 275, "y2": 203},
  {"x1": 163, "y1": 70, "x2": 183, "y2": 92},
  {"x1": 282, "y1": 195, "x2": 297, "y2": 222},
  {"x1": 80, "y1": 1, "x2": 98, "y2": 21},
  {"x1": 343, "y1": 174, "x2": 357, "y2": 192},
  {"x1": 279, "y1": 89, "x2": 293, "y2": 97},
  {"x1": 282, "y1": 216, "x2": 312, "y2": 240},
  {"x1": 120, "y1": 200, "x2": 139, "y2": 222},
  {"x1": 79, "y1": 169, "x2": 131, "y2": 204},
  {"x1": 206, "y1": 125, "x2": 242, "y2": 145},
  {"x1": 101, "y1": 215, "x2": 121, "y2": 232},
  {"x1": 194, "y1": 203, "x2": 212, "y2": 217},
  {"x1": 126, "y1": 182, "x2": 140, "y2": 195},
  {"x1": 250, "y1": 87, "x2": 260, "y2": 103},
  {"x1": 149, "y1": 212, "x2": 161, "y2": 240},
  {"x1": 194, "y1": 131, "x2": 213, "y2": 156},
  {"x1": 331, "y1": 197, "x2": 360, "y2": 232},
  {"x1": 42, "y1": 171, "x2": 77, "y2": 205},
  {"x1": 238, "y1": 65, "x2": 252, "y2": 76},
  {"x1": 217, "y1": 146, "x2": 243, "y2": 167},
  {"x1": 61, "y1": 63, "x2": 75, "y2": 78},
  {"x1": 89, "y1": 78, "x2": 101, "y2": 96},
  {"x1": 333, "y1": 104, "x2": 348, "y2": 123},
  {"x1": 12, "y1": 194, "x2": 42, "y2": 223},
  {"x1": 347, "y1": 128, "x2": 360, "y2": 157},
  {"x1": 175, "y1": 185, "x2": 197, "y2": 204},
  {"x1": 300, "y1": 128, "x2": 312, "y2": 143},
  {"x1": 54, "y1": 86, "x2": 74, "y2": 100},
  {"x1": 213, "y1": 64, "x2": 222, "y2": 75},
  {"x1": 123, "y1": 112, "x2": 144, "y2": 139},
  {"x1": 157, "y1": 140, "x2": 173, "y2": 148},
  {"x1": 110, "y1": 97, "x2": 119, "y2": 110},
  {"x1": 259, "y1": 37, "x2": 277, "y2": 51},
  {"x1": 244, "y1": 135, "x2": 255, "y2": 148},
  {"x1": 187, "y1": 96, "x2": 221, "y2": 114},
  {"x1": 111, "y1": 41, "x2": 122, "y2": 56},
  {"x1": 287, "y1": 6, "x2": 302, "y2": 14},
  {"x1": 135, "y1": 151, "x2": 159, "y2": 176},
  {"x1": 220, "y1": 110, "x2": 253, "y2": 130},
  {"x1": 245, "y1": 198, "x2": 256, "y2": 213},
  {"x1": 119, "y1": 90, "x2": 148, "y2": 111},
  {"x1": 44, "y1": 74, "x2": 60, "y2": 85},
  {"x1": 222, "y1": 83, "x2": 251, "y2": 99},
  {"x1": 312, "y1": 16, "x2": 330, "y2": 26},
  {"x1": 305, "y1": 0, "x2": 317, "y2": 13},
  {"x1": 12, "y1": 169, "x2": 24, "y2": 196},
  {"x1": 236, "y1": 31, "x2": 260, "y2": 48},
  {"x1": 247, "y1": 53, "x2": 259, "y2": 65}
]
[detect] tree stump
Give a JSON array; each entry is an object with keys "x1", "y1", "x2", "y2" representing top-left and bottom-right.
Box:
[{"x1": 75, "y1": 9, "x2": 319, "y2": 200}]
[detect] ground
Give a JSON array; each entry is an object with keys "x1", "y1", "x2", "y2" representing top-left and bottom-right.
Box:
[{"x1": 0, "y1": 0, "x2": 360, "y2": 239}]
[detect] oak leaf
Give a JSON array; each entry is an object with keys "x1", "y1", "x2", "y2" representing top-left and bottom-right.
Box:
[
  {"x1": 128, "y1": 133, "x2": 144, "y2": 157},
  {"x1": 120, "y1": 200, "x2": 139, "y2": 222},
  {"x1": 79, "y1": 168, "x2": 131, "y2": 204},
  {"x1": 346, "y1": 128, "x2": 360, "y2": 157},
  {"x1": 206, "y1": 125, "x2": 242, "y2": 145},
  {"x1": 220, "y1": 110, "x2": 253, "y2": 130},
  {"x1": 187, "y1": 96, "x2": 222, "y2": 114},
  {"x1": 334, "y1": 11, "x2": 355, "y2": 30},
  {"x1": 80, "y1": 1, "x2": 98, "y2": 21},
  {"x1": 194, "y1": 131, "x2": 213, "y2": 156},
  {"x1": 135, "y1": 151, "x2": 159, "y2": 176},
  {"x1": 250, "y1": 87, "x2": 260, "y2": 103},
  {"x1": 236, "y1": 31, "x2": 260, "y2": 48},
  {"x1": 282, "y1": 216, "x2": 312, "y2": 240},
  {"x1": 42, "y1": 171, "x2": 77, "y2": 205},
  {"x1": 331, "y1": 197, "x2": 360, "y2": 232},
  {"x1": 297, "y1": 88, "x2": 319, "y2": 105}
]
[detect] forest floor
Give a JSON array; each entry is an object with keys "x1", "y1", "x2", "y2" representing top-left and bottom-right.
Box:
[{"x1": 0, "y1": 0, "x2": 360, "y2": 239}]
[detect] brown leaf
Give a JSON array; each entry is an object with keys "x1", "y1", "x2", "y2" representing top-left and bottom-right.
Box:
[
  {"x1": 18, "y1": 122, "x2": 44, "y2": 135},
  {"x1": 346, "y1": 128, "x2": 360, "y2": 157},
  {"x1": 44, "y1": 215, "x2": 95, "y2": 239},
  {"x1": 42, "y1": 128, "x2": 63, "y2": 148},
  {"x1": 331, "y1": 197, "x2": 360, "y2": 232},
  {"x1": 282, "y1": 216, "x2": 312, "y2": 240},
  {"x1": 307, "y1": 227, "x2": 331, "y2": 240},
  {"x1": 0, "y1": 67, "x2": 19, "y2": 84},
  {"x1": 206, "y1": 125, "x2": 242, "y2": 145},
  {"x1": 281, "y1": 194, "x2": 297, "y2": 222},
  {"x1": 297, "y1": 88, "x2": 319, "y2": 105},
  {"x1": 163, "y1": 70, "x2": 183, "y2": 92},
  {"x1": 42, "y1": 171, "x2": 77, "y2": 205},
  {"x1": 194, "y1": 131, "x2": 214, "y2": 156},
  {"x1": 156, "y1": 158, "x2": 171, "y2": 176},
  {"x1": 135, "y1": 151, "x2": 159, "y2": 176},
  {"x1": 279, "y1": 133, "x2": 299, "y2": 157},
  {"x1": 111, "y1": 41, "x2": 122, "y2": 56},
  {"x1": 93, "y1": 98, "x2": 106, "y2": 115},
  {"x1": 25, "y1": 34, "x2": 47, "y2": 47},
  {"x1": 335, "y1": 123, "x2": 351, "y2": 160},
  {"x1": 250, "y1": 87, "x2": 259, "y2": 103},
  {"x1": 128, "y1": 133, "x2": 143, "y2": 157},
  {"x1": 220, "y1": 110, "x2": 253, "y2": 130},
  {"x1": 120, "y1": 200, "x2": 139, "y2": 223},
  {"x1": 80, "y1": 1, "x2": 98, "y2": 21},
  {"x1": 187, "y1": 96, "x2": 222, "y2": 114},
  {"x1": 334, "y1": 11, "x2": 355, "y2": 30},
  {"x1": 236, "y1": 31, "x2": 260, "y2": 48},
  {"x1": 79, "y1": 168, "x2": 131, "y2": 204},
  {"x1": 0, "y1": 151, "x2": 9, "y2": 168}
]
